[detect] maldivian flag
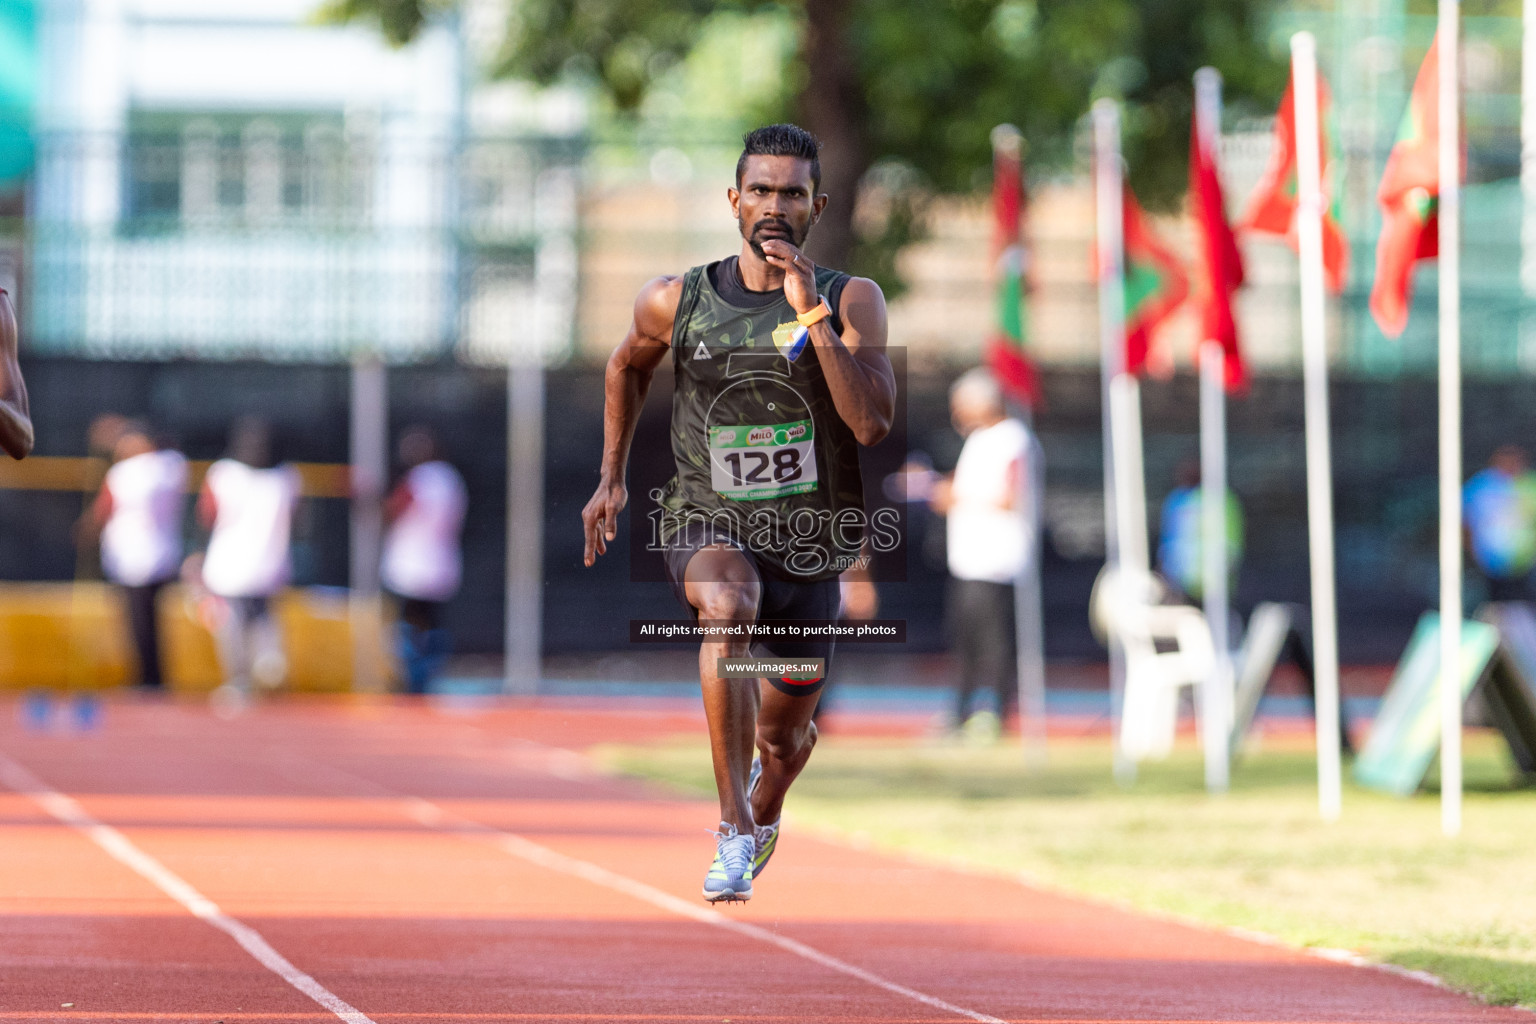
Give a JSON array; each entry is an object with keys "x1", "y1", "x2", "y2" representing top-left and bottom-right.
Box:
[
  {"x1": 1189, "y1": 102, "x2": 1247, "y2": 390},
  {"x1": 1238, "y1": 73, "x2": 1349, "y2": 294},
  {"x1": 985, "y1": 127, "x2": 1041, "y2": 406},
  {"x1": 1370, "y1": 35, "x2": 1444, "y2": 338},
  {"x1": 1123, "y1": 189, "x2": 1189, "y2": 375}
]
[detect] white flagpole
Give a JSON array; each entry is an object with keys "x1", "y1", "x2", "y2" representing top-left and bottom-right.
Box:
[
  {"x1": 1111, "y1": 376, "x2": 1149, "y2": 580},
  {"x1": 1108, "y1": 371, "x2": 1150, "y2": 768},
  {"x1": 505, "y1": 360, "x2": 545, "y2": 694},
  {"x1": 1015, "y1": 428, "x2": 1049, "y2": 766},
  {"x1": 349, "y1": 355, "x2": 387, "y2": 693},
  {"x1": 992, "y1": 122, "x2": 1049, "y2": 767},
  {"x1": 1437, "y1": 3, "x2": 1464, "y2": 838},
  {"x1": 1292, "y1": 32, "x2": 1344, "y2": 821},
  {"x1": 1094, "y1": 99, "x2": 1136, "y2": 784},
  {"x1": 1195, "y1": 66, "x2": 1233, "y2": 793}
]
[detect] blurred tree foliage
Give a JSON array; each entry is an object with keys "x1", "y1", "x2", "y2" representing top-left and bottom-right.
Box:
[{"x1": 322, "y1": 0, "x2": 1285, "y2": 290}]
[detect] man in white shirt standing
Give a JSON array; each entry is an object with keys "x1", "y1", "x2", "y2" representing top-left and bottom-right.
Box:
[
  {"x1": 927, "y1": 368, "x2": 1032, "y2": 742},
  {"x1": 88, "y1": 423, "x2": 187, "y2": 690},
  {"x1": 381, "y1": 425, "x2": 467, "y2": 694},
  {"x1": 196, "y1": 418, "x2": 300, "y2": 710}
]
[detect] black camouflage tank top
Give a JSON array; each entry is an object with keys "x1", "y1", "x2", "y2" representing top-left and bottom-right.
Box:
[{"x1": 656, "y1": 261, "x2": 864, "y2": 581}]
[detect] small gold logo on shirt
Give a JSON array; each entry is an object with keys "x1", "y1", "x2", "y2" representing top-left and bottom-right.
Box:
[{"x1": 771, "y1": 321, "x2": 799, "y2": 354}]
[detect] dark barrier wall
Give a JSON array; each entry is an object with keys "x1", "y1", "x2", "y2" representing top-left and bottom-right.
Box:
[
  {"x1": 0, "y1": 359, "x2": 511, "y2": 652},
  {"x1": 0, "y1": 355, "x2": 1518, "y2": 663}
]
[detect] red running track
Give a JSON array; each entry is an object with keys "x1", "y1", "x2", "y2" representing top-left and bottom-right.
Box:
[{"x1": 0, "y1": 696, "x2": 1526, "y2": 1024}]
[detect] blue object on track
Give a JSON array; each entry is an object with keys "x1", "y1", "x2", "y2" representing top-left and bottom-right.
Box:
[
  {"x1": 21, "y1": 690, "x2": 52, "y2": 732},
  {"x1": 73, "y1": 693, "x2": 102, "y2": 732}
]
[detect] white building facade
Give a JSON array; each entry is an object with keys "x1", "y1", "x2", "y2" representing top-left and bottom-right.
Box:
[{"x1": 26, "y1": 0, "x2": 578, "y2": 366}]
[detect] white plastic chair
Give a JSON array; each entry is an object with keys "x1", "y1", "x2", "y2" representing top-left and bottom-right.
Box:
[{"x1": 1090, "y1": 566, "x2": 1215, "y2": 761}]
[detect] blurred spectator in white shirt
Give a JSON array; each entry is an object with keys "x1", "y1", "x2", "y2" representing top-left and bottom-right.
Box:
[
  {"x1": 195, "y1": 417, "x2": 299, "y2": 708},
  {"x1": 927, "y1": 368, "x2": 1032, "y2": 741},
  {"x1": 382, "y1": 425, "x2": 467, "y2": 694},
  {"x1": 86, "y1": 423, "x2": 187, "y2": 690}
]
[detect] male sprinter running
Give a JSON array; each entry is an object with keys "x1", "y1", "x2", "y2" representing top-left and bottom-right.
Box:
[
  {"x1": 0, "y1": 287, "x2": 33, "y2": 460},
  {"x1": 582, "y1": 124, "x2": 894, "y2": 902}
]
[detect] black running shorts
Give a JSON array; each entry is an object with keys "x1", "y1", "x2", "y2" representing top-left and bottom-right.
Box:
[{"x1": 661, "y1": 518, "x2": 837, "y2": 696}]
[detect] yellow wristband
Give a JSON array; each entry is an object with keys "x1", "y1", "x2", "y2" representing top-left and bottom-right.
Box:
[{"x1": 796, "y1": 296, "x2": 833, "y2": 328}]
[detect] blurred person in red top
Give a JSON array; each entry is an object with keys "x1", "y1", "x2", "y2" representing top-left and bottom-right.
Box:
[
  {"x1": 382, "y1": 425, "x2": 467, "y2": 694},
  {"x1": 85, "y1": 422, "x2": 187, "y2": 690},
  {"x1": 0, "y1": 287, "x2": 33, "y2": 459},
  {"x1": 194, "y1": 417, "x2": 300, "y2": 712}
]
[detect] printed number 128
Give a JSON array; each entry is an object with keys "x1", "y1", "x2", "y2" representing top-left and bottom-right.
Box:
[{"x1": 723, "y1": 449, "x2": 802, "y2": 486}]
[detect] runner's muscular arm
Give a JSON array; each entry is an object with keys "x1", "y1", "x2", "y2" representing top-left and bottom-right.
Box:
[
  {"x1": 581, "y1": 275, "x2": 682, "y2": 566},
  {"x1": 0, "y1": 291, "x2": 34, "y2": 460},
  {"x1": 760, "y1": 240, "x2": 894, "y2": 446},
  {"x1": 808, "y1": 277, "x2": 894, "y2": 445}
]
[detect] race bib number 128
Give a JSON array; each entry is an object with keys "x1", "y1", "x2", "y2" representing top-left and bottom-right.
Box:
[{"x1": 709, "y1": 419, "x2": 819, "y2": 501}]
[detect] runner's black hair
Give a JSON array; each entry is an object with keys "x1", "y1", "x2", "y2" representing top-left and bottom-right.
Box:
[{"x1": 736, "y1": 124, "x2": 821, "y2": 192}]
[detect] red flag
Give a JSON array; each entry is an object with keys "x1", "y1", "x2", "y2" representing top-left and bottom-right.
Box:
[
  {"x1": 1370, "y1": 35, "x2": 1444, "y2": 338},
  {"x1": 984, "y1": 127, "x2": 1041, "y2": 406},
  {"x1": 1239, "y1": 74, "x2": 1350, "y2": 294},
  {"x1": 1121, "y1": 190, "x2": 1189, "y2": 376},
  {"x1": 1189, "y1": 102, "x2": 1247, "y2": 390}
]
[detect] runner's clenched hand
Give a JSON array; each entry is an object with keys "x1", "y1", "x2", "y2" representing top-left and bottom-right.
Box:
[{"x1": 759, "y1": 239, "x2": 819, "y2": 315}]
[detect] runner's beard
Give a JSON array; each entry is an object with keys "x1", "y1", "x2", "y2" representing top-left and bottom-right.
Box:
[{"x1": 743, "y1": 217, "x2": 809, "y2": 261}]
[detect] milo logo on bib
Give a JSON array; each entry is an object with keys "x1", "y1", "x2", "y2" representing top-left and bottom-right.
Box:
[{"x1": 708, "y1": 418, "x2": 819, "y2": 501}]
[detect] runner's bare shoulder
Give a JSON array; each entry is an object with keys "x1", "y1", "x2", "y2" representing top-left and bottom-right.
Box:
[
  {"x1": 632, "y1": 275, "x2": 685, "y2": 348},
  {"x1": 0, "y1": 288, "x2": 32, "y2": 460},
  {"x1": 834, "y1": 276, "x2": 889, "y2": 350},
  {"x1": 0, "y1": 288, "x2": 17, "y2": 355}
]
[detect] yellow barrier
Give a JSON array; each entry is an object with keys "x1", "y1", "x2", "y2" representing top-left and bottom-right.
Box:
[
  {"x1": 0, "y1": 456, "x2": 352, "y2": 497},
  {"x1": 0, "y1": 583, "x2": 391, "y2": 692}
]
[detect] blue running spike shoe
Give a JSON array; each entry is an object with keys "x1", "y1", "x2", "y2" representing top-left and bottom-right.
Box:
[
  {"x1": 747, "y1": 757, "x2": 780, "y2": 879},
  {"x1": 702, "y1": 821, "x2": 754, "y2": 902}
]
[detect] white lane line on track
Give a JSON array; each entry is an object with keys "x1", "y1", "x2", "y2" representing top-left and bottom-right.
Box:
[
  {"x1": 266, "y1": 750, "x2": 1007, "y2": 1024},
  {"x1": 0, "y1": 754, "x2": 377, "y2": 1024},
  {"x1": 448, "y1": 809, "x2": 1012, "y2": 1024}
]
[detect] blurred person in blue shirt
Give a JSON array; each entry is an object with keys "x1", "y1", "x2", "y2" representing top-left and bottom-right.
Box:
[
  {"x1": 1463, "y1": 445, "x2": 1536, "y2": 603},
  {"x1": 1157, "y1": 458, "x2": 1243, "y2": 606}
]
